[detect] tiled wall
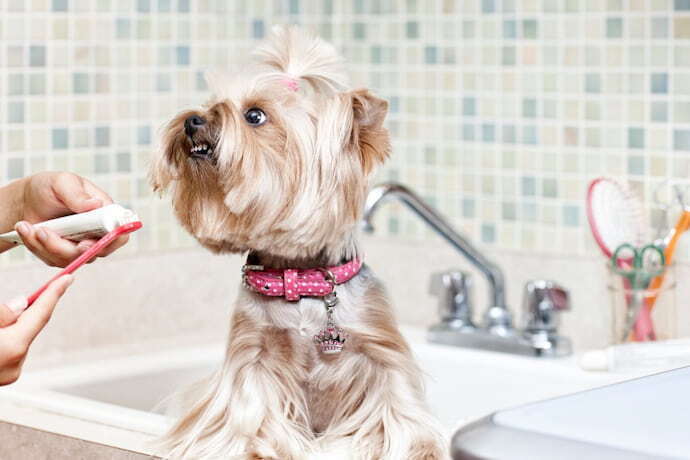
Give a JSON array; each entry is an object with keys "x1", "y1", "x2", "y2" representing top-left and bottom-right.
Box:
[{"x1": 2, "y1": 0, "x2": 690, "y2": 267}]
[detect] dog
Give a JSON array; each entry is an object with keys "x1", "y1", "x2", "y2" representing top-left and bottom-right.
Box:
[{"x1": 150, "y1": 25, "x2": 447, "y2": 460}]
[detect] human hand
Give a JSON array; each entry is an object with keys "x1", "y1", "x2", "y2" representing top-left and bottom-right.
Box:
[
  {"x1": 14, "y1": 172, "x2": 129, "y2": 267},
  {"x1": 0, "y1": 276, "x2": 73, "y2": 385}
]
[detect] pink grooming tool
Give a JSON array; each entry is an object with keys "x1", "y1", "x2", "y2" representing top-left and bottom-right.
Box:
[{"x1": 26, "y1": 221, "x2": 143, "y2": 307}]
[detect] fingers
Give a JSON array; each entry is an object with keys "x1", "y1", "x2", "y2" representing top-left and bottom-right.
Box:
[
  {"x1": 81, "y1": 179, "x2": 114, "y2": 206},
  {"x1": 94, "y1": 234, "x2": 130, "y2": 257},
  {"x1": 15, "y1": 223, "x2": 82, "y2": 268},
  {"x1": 0, "y1": 297, "x2": 27, "y2": 327},
  {"x1": 51, "y1": 173, "x2": 103, "y2": 214},
  {"x1": 9, "y1": 275, "x2": 74, "y2": 347}
]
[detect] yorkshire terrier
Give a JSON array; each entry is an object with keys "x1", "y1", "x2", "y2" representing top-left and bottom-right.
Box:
[{"x1": 150, "y1": 26, "x2": 447, "y2": 460}]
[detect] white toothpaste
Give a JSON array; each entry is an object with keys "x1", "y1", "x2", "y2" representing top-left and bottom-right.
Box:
[{"x1": 0, "y1": 204, "x2": 139, "y2": 244}]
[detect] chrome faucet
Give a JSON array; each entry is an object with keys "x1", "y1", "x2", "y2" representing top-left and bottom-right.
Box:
[{"x1": 363, "y1": 182, "x2": 572, "y2": 357}]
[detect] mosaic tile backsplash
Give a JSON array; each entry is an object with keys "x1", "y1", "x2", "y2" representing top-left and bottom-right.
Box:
[{"x1": 2, "y1": 0, "x2": 690, "y2": 266}]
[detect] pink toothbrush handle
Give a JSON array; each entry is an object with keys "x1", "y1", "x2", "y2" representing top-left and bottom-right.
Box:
[
  {"x1": 26, "y1": 221, "x2": 143, "y2": 307},
  {"x1": 633, "y1": 304, "x2": 656, "y2": 341}
]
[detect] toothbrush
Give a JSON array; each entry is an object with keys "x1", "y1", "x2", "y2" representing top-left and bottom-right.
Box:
[{"x1": 26, "y1": 221, "x2": 142, "y2": 307}]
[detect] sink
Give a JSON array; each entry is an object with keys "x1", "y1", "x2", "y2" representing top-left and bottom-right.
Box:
[{"x1": 0, "y1": 327, "x2": 643, "y2": 455}]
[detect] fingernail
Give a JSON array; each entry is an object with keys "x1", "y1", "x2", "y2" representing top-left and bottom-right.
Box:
[
  {"x1": 6, "y1": 296, "x2": 28, "y2": 314},
  {"x1": 15, "y1": 221, "x2": 30, "y2": 234},
  {"x1": 77, "y1": 241, "x2": 93, "y2": 251},
  {"x1": 62, "y1": 275, "x2": 75, "y2": 287},
  {"x1": 37, "y1": 229, "x2": 48, "y2": 242},
  {"x1": 85, "y1": 198, "x2": 102, "y2": 207}
]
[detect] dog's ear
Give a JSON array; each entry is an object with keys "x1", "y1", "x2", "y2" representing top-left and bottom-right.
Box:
[
  {"x1": 349, "y1": 89, "x2": 391, "y2": 174},
  {"x1": 149, "y1": 131, "x2": 178, "y2": 195}
]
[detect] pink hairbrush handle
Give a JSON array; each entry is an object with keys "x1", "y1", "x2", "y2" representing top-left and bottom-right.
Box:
[{"x1": 26, "y1": 221, "x2": 143, "y2": 307}]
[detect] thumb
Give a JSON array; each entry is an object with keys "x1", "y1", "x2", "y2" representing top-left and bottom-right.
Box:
[
  {"x1": 11, "y1": 276, "x2": 74, "y2": 345},
  {"x1": 54, "y1": 174, "x2": 102, "y2": 213}
]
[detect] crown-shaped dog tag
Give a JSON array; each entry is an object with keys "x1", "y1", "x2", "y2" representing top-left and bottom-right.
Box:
[{"x1": 314, "y1": 292, "x2": 346, "y2": 354}]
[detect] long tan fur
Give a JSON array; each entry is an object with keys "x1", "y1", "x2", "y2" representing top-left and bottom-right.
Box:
[{"x1": 150, "y1": 25, "x2": 448, "y2": 460}]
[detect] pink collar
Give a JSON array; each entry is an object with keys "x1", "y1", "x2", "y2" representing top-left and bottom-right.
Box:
[{"x1": 242, "y1": 259, "x2": 362, "y2": 301}]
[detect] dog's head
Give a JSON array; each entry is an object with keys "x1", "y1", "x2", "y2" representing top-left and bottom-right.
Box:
[{"x1": 150, "y1": 26, "x2": 390, "y2": 261}]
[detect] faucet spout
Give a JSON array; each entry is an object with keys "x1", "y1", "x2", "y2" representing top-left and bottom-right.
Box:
[{"x1": 363, "y1": 182, "x2": 512, "y2": 334}]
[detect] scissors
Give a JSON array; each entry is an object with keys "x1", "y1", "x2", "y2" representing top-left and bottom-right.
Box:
[{"x1": 611, "y1": 243, "x2": 666, "y2": 341}]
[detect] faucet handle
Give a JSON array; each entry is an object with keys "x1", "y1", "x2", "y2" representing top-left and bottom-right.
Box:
[
  {"x1": 429, "y1": 270, "x2": 475, "y2": 330},
  {"x1": 522, "y1": 280, "x2": 570, "y2": 333}
]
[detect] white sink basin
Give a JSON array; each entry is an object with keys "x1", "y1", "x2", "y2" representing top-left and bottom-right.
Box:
[{"x1": 0, "y1": 327, "x2": 642, "y2": 454}]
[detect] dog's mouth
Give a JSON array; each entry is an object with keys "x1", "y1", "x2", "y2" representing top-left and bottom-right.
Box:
[{"x1": 189, "y1": 142, "x2": 214, "y2": 158}]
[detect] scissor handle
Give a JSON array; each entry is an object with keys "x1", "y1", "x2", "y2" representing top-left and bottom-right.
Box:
[
  {"x1": 636, "y1": 244, "x2": 665, "y2": 276},
  {"x1": 611, "y1": 243, "x2": 637, "y2": 272}
]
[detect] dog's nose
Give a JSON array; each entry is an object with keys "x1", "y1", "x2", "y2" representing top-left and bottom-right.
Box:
[{"x1": 184, "y1": 115, "x2": 206, "y2": 137}]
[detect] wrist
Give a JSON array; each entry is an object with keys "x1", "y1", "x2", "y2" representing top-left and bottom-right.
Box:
[{"x1": 2, "y1": 177, "x2": 27, "y2": 230}]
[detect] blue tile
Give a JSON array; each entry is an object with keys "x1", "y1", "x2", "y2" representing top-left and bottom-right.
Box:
[
  {"x1": 324, "y1": 0, "x2": 334, "y2": 14},
  {"x1": 289, "y1": 0, "x2": 299, "y2": 14},
  {"x1": 502, "y1": 47, "x2": 516, "y2": 66},
  {"x1": 522, "y1": 19, "x2": 538, "y2": 39},
  {"x1": 353, "y1": 23, "x2": 366, "y2": 40},
  {"x1": 482, "y1": 124, "x2": 495, "y2": 143},
  {"x1": 481, "y1": 223, "x2": 496, "y2": 243},
  {"x1": 156, "y1": 73, "x2": 172, "y2": 93},
  {"x1": 462, "y1": 97, "x2": 476, "y2": 116},
  {"x1": 137, "y1": 0, "x2": 150, "y2": 12},
  {"x1": 522, "y1": 98, "x2": 537, "y2": 118},
  {"x1": 52, "y1": 128, "x2": 68, "y2": 149},
  {"x1": 252, "y1": 19, "x2": 265, "y2": 38},
  {"x1": 8, "y1": 102, "x2": 24, "y2": 123},
  {"x1": 196, "y1": 71, "x2": 206, "y2": 91},
  {"x1": 116, "y1": 19, "x2": 131, "y2": 39},
  {"x1": 95, "y1": 127, "x2": 110, "y2": 146},
  {"x1": 503, "y1": 20, "x2": 517, "y2": 39},
  {"x1": 674, "y1": 129, "x2": 690, "y2": 151},
  {"x1": 563, "y1": 205, "x2": 579, "y2": 227},
  {"x1": 52, "y1": 0, "x2": 68, "y2": 11},
  {"x1": 178, "y1": 0, "x2": 190, "y2": 12},
  {"x1": 389, "y1": 96, "x2": 399, "y2": 113},
  {"x1": 406, "y1": 21, "x2": 419, "y2": 38},
  {"x1": 158, "y1": 0, "x2": 171, "y2": 12},
  {"x1": 137, "y1": 125, "x2": 152, "y2": 145},
  {"x1": 8, "y1": 74, "x2": 23, "y2": 95},
  {"x1": 116, "y1": 152, "x2": 131, "y2": 172},
  {"x1": 651, "y1": 73, "x2": 668, "y2": 93},
  {"x1": 628, "y1": 127, "x2": 645, "y2": 149},
  {"x1": 521, "y1": 177, "x2": 536, "y2": 196},
  {"x1": 73, "y1": 73, "x2": 89, "y2": 93},
  {"x1": 522, "y1": 126, "x2": 538, "y2": 144},
  {"x1": 606, "y1": 18, "x2": 623, "y2": 38},
  {"x1": 651, "y1": 101, "x2": 668, "y2": 122},
  {"x1": 424, "y1": 46, "x2": 437, "y2": 64},
  {"x1": 675, "y1": 0, "x2": 690, "y2": 10},
  {"x1": 585, "y1": 73, "x2": 601, "y2": 93},
  {"x1": 522, "y1": 202, "x2": 537, "y2": 222},
  {"x1": 462, "y1": 124, "x2": 475, "y2": 141},
  {"x1": 628, "y1": 155, "x2": 645, "y2": 175},
  {"x1": 7, "y1": 158, "x2": 24, "y2": 180},
  {"x1": 462, "y1": 198, "x2": 475, "y2": 218},
  {"x1": 543, "y1": 178, "x2": 558, "y2": 198},
  {"x1": 354, "y1": 0, "x2": 365, "y2": 14},
  {"x1": 482, "y1": 0, "x2": 495, "y2": 13},
  {"x1": 371, "y1": 46, "x2": 382, "y2": 64},
  {"x1": 502, "y1": 202, "x2": 517, "y2": 221},
  {"x1": 176, "y1": 46, "x2": 190, "y2": 65},
  {"x1": 502, "y1": 125, "x2": 516, "y2": 143},
  {"x1": 29, "y1": 46, "x2": 46, "y2": 67},
  {"x1": 651, "y1": 18, "x2": 669, "y2": 38}
]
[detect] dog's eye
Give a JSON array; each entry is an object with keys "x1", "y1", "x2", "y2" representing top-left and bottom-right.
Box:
[{"x1": 244, "y1": 108, "x2": 267, "y2": 126}]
